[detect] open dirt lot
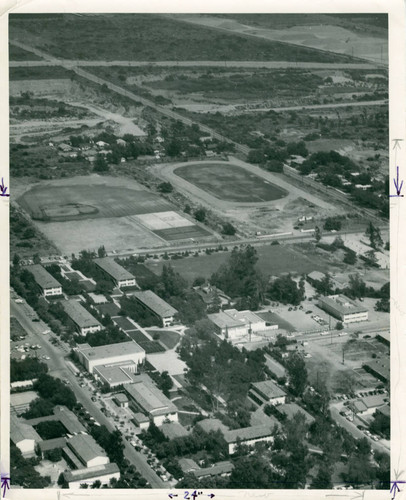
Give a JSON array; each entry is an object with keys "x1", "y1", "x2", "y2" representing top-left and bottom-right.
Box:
[{"x1": 151, "y1": 158, "x2": 344, "y2": 237}]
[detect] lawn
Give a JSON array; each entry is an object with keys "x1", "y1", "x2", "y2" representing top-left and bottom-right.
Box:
[
  {"x1": 174, "y1": 163, "x2": 288, "y2": 202},
  {"x1": 11, "y1": 317, "x2": 28, "y2": 341},
  {"x1": 146, "y1": 329, "x2": 180, "y2": 349},
  {"x1": 113, "y1": 316, "x2": 138, "y2": 331},
  {"x1": 9, "y1": 44, "x2": 43, "y2": 61},
  {"x1": 145, "y1": 243, "x2": 333, "y2": 283}
]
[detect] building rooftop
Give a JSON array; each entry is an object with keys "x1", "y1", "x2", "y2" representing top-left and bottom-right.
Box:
[
  {"x1": 377, "y1": 404, "x2": 390, "y2": 417},
  {"x1": 64, "y1": 463, "x2": 119, "y2": 483},
  {"x1": 94, "y1": 363, "x2": 135, "y2": 386},
  {"x1": 361, "y1": 394, "x2": 387, "y2": 409},
  {"x1": 363, "y1": 358, "x2": 390, "y2": 381},
  {"x1": 161, "y1": 422, "x2": 189, "y2": 440},
  {"x1": 276, "y1": 403, "x2": 315, "y2": 425},
  {"x1": 307, "y1": 271, "x2": 325, "y2": 282},
  {"x1": 178, "y1": 458, "x2": 200, "y2": 473},
  {"x1": 114, "y1": 393, "x2": 129, "y2": 403},
  {"x1": 224, "y1": 425, "x2": 274, "y2": 444},
  {"x1": 197, "y1": 418, "x2": 230, "y2": 434},
  {"x1": 29, "y1": 264, "x2": 62, "y2": 290},
  {"x1": 208, "y1": 311, "x2": 244, "y2": 330},
  {"x1": 53, "y1": 406, "x2": 87, "y2": 434},
  {"x1": 94, "y1": 257, "x2": 135, "y2": 282},
  {"x1": 319, "y1": 294, "x2": 368, "y2": 315},
  {"x1": 39, "y1": 437, "x2": 67, "y2": 452},
  {"x1": 62, "y1": 300, "x2": 102, "y2": 329},
  {"x1": 250, "y1": 380, "x2": 286, "y2": 400},
  {"x1": 351, "y1": 400, "x2": 368, "y2": 413},
  {"x1": 132, "y1": 290, "x2": 177, "y2": 318},
  {"x1": 77, "y1": 341, "x2": 145, "y2": 362},
  {"x1": 264, "y1": 355, "x2": 287, "y2": 379},
  {"x1": 10, "y1": 415, "x2": 41, "y2": 444},
  {"x1": 193, "y1": 461, "x2": 234, "y2": 478},
  {"x1": 67, "y1": 434, "x2": 108, "y2": 464},
  {"x1": 125, "y1": 377, "x2": 177, "y2": 416},
  {"x1": 133, "y1": 412, "x2": 149, "y2": 423}
]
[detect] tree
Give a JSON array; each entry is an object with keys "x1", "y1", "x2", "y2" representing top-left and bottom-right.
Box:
[
  {"x1": 194, "y1": 207, "x2": 207, "y2": 222},
  {"x1": 365, "y1": 221, "x2": 383, "y2": 249},
  {"x1": 97, "y1": 245, "x2": 107, "y2": 258},
  {"x1": 314, "y1": 226, "x2": 322, "y2": 242},
  {"x1": 347, "y1": 273, "x2": 366, "y2": 299},
  {"x1": 336, "y1": 321, "x2": 344, "y2": 330},
  {"x1": 93, "y1": 154, "x2": 109, "y2": 172},
  {"x1": 166, "y1": 139, "x2": 181, "y2": 157},
  {"x1": 222, "y1": 222, "x2": 236, "y2": 236},
  {"x1": 286, "y1": 353, "x2": 308, "y2": 396},
  {"x1": 13, "y1": 253, "x2": 21, "y2": 267},
  {"x1": 33, "y1": 253, "x2": 41, "y2": 264},
  {"x1": 268, "y1": 275, "x2": 304, "y2": 306},
  {"x1": 324, "y1": 217, "x2": 342, "y2": 231},
  {"x1": 158, "y1": 182, "x2": 173, "y2": 193},
  {"x1": 364, "y1": 249, "x2": 378, "y2": 266},
  {"x1": 311, "y1": 464, "x2": 333, "y2": 489}
]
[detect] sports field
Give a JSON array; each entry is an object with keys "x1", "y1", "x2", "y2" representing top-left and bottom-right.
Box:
[{"x1": 174, "y1": 163, "x2": 288, "y2": 203}]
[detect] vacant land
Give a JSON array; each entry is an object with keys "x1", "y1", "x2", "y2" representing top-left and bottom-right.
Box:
[
  {"x1": 9, "y1": 44, "x2": 43, "y2": 61},
  {"x1": 175, "y1": 163, "x2": 288, "y2": 202},
  {"x1": 9, "y1": 14, "x2": 358, "y2": 63}
]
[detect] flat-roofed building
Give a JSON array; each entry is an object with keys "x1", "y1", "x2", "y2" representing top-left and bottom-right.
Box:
[
  {"x1": 125, "y1": 376, "x2": 178, "y2": 426},
  {"x1": 94, "y1": 258, "x2": 137, "y2": 288},
  {"x1": 264, "y1": 354, "x2": 287, "y2": 379},
  {"x1": 318, "y1": 295, "x2": 368, "y2": 323},
  {"x1": 133, "y1": 412, "x2": 150, "y2": 430},
  {"x1": 196, "y1": 418, "x2": 229, "y2": 434},
  {"x1": 363, "y1": 358, "x2": 390, "y2": 383},
  {"x1": 76, "y1": 341, "x2": 145, "y2": 374},
  {"x1": 131, "y1": 290, "x2": 177, "y2": 327},
  {"x1": 94, "y1": 362, "x2": 136, "y2": 388},
  {"x1": 62, "y1": 300, "x2": 102, "y2": 336},
  {"x1": 114, "y1": 393, "x2": 129, "y2": 408},
  {"x1": 10, "y1": 414, "x2": 41, "y2": 456},
  {"x1": 66, "y1": 434, "x2": 109, "y2": 468},
  {"x1": 29, "y1": 264, "x2": 62, "y2": 297},
  {"x1": 179, "y1": 458, "x2": 200, "y2": 474},
  {"x1": 161, "y1": 422, "x2": 189, "y2": 440},
  {"x1": 208, "y1": 309, "x2": 275, "y2": 343},
  {"x1": 224, "y1": 425, "x2": 274, "y2": 455},
  {"x1": 249, "y1": 380, "x2": 286, "y2": 407},
  {"x1": 63, "y1": 463, "x2": 120, "y2": 489}
]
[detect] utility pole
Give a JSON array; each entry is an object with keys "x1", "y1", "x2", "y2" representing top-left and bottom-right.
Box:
[{"x1": 342, "y1": 347, "x2": 345, "y2": 365}]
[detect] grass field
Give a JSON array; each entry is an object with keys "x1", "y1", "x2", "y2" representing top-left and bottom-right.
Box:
[
  {"x1": 9, "y1": 14, "x2": 355, "y2": 62},
  {"x1": 19, "y1": 182, "x2": 173, "y2": 221},
  {"x1": 153, "y1": 226, "x2": 212, "y2": 241},
  {"x1": 95, "y1": 302, "x2": 121, "y2": 317},
  {"x1": 113, "y1": 316, "x2": 138, "y2": 331},
  {"x1": 174, "y1": 163, "x2": 288, "y2": 203},
  {"x1": 9, "y1": 44, "x2": 43, "y2": 61},
  {"x1": 146, "y1": 329, "x2": 180, "y2": 349},
  {"x1": 11, "y1": 317, "x2": 28, "y2": 341},
  {"x1": 146, "y1": 243, "x2": 334, "y2": 283}
]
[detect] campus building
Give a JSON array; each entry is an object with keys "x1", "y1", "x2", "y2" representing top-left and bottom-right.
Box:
[
  {"x1": 94, "y1": 257, "x2": 137, "y2": 288},
  {"x1": 124, "y1": 374, "x2": 178, "y2": 426},
  {"x1": 76, "y1": 341, "x2": 145, "y2": 374},
  {"x1": 318, "y1": 295, "x2": 368, "y2": 323},
  {"x1": 61, "y1": 299, "x2": 102, "y2": 336},
  {"x1": 208, "y1": 308, "x2": 276, "y2": 343},
  {"x1": 224, "y1": 425, "x2": 275, "y2": 455},
  {"x1": 63, "y1": 463, "x2": 120, "y2": 489},
  {"x1": 249, "y1": 380, "x2": 287, "y2": 407},
  {"x1": 363, "y1": 358, "x2": 390, "y2": 383},
  {"x1": 28, "y1": 264, "x2": 62, "y2": 297},
  {"x1": 131, "y1": 290, "x2": 178, "y2": 327},
  {"x1": 10, "y1": 414, "x2": 41, "y2": 457},
  {"x1": 66, "y1": 434, "x2": 109, "y2": 468},
  {"x1": 94, "y1": 362, "x2": 136, "y2": 389}
]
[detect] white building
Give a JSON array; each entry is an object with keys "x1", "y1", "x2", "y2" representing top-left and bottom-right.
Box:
[
  {"x1": 208, "y1": 309, "x2": 275, "y2": 343},
  {"x1": 61, "y1": 300, "x2": 102, "y2": 336},
  {"x1": 66, "y1": 434, "x2": 109, "y2": 468},
  {"x1": 318, "y1": 294, "x2": 368, "y2": 323},
  {"x1": 224, "y1": 425, "x2": 274, "y2": 455},
  {"x1": 10, "y1": 415, "x2": 41, "y2": 456},
  {"x1": 28, "y1": 264, "x2": 62, "y2": 297},
  {"x1": 125, "y1": 375, "x2": 178, "y2": 426},
  {"x1": 76, "y1": 341, "x2": 145, "y2": 374},
  {"x1": 63, "y1": 463, "x2": 120, "y2": 489},
  {"x1": 94, "y1": 258, "x2": 137, "y2": 288},
  {"x1": 131, "y1": 290, "x2": 178, "y2": 327},
  {"x1": 249, "y1": 380, "x2": 287, "y2": 407}
]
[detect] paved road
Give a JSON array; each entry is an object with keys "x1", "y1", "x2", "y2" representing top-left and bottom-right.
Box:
[
  {"x1": 9, "y1": 59, "x2": 380, "y2": 70},
  {"x1": 245, "y1": 99, "x2": 388, "y2": 113},
  {"x1": 330, "y1": 404, "x2": 389, "y2": 455},
  {"x1": 10, "y1": 300, "x2": 166, "y2": 488}
]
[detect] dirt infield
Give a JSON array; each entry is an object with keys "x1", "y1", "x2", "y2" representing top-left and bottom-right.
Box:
[
  {"x1": 175, "y1": 163, "x2": 288, "y2": 202},
  {"x1": 18, "y1": 176, "x2": 173, "y2": 221}
]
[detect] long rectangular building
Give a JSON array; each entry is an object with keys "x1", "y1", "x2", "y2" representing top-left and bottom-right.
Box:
[
  {"x1": 131, "y1": 290, "x2": 177, "y2": 327},
  {"x1": 318, "y1": 294, "x2": 368, "y2": 323},
  {"x1": 125, "y1": 375, "x2": 178, "y2": 426},
  {"x1": 66, "y1": 434, "x2": 109, "y2": 468},
  {"x1": 76, "y1": 341, "x2": 145, "y2": 374},
  {"x1": 62, "y1": 300, "x2": 102, "y2": 336},
  {"x1": 29, "y1": 264, "x2": 62, "y2": 297},
  {"x1": 208, "y1": 309, "x2": 275, "y2": 343},
  {"x1": 94, "y1": 258, "x2": 137, "y2": 288},
  {"x1": 63, "y1": 463, "x2": 120, "y2": 489},
  {"x1": 224, "y1": 425, "x2": 274, "y2": 455}
]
